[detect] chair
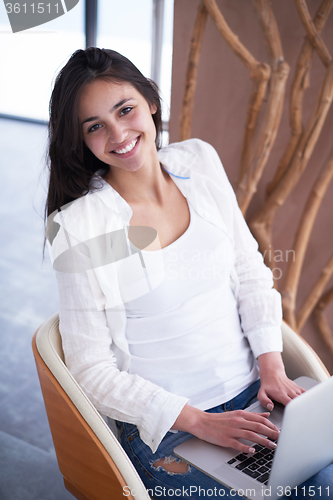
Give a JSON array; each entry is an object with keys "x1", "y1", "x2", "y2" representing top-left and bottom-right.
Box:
[
  {"x1": 32, "y1": 313, "x2": 150, "y2": 500},
  {"x1": 32, "y1": 313, "x2": 330, "y2": 500}
]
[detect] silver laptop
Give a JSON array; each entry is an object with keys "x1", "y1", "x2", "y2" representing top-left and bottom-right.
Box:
[{"x1": 174, "y1": 376, "x2": 333, "y2": 500}]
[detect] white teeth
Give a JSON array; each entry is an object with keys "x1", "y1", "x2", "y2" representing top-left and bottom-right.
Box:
[{"x1": 114, "y1": 138, "x2": 138, "y2": 154}]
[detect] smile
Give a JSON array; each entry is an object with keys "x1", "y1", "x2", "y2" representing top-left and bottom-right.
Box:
[{"x1": 112, "y1": 137, "x2": 139, "y2": 155}]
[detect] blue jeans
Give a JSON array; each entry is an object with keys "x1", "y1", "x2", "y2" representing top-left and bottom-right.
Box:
[{"x1": 117, "y1": 380, "x2": 333, "y2": 499}]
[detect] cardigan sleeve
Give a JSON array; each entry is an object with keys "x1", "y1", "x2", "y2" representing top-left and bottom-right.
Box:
[
  {"x1": 204, "y1": 141, "x2": 283, "y2": 358},
  {"x1": 49, "y1": 209, "x2": 189, "y2": 453}
]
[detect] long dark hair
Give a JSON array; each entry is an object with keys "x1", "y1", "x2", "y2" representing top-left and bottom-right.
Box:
[{"x1": 45, "y1": 47, "x2": 163, "y2": 218}]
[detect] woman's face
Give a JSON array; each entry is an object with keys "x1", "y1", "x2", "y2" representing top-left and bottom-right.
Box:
[{"x1": 78, "y1": 78, "x2": 158, "y2": 173}]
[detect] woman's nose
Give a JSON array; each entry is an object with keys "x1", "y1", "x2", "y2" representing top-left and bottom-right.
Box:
[{"x1": 106, "y1": 121, "x2": 127, "y2": 146}]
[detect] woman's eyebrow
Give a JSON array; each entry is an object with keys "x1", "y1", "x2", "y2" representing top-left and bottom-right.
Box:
[{"x1": 81, "y1": 98, "x2": 134, "y2": 125}]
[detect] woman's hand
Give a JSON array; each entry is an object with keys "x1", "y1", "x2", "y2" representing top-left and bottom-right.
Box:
[
  {"x1": 172, "y1": 352, "x2": 304, "y2": 455},
  {"x1": 257, "y1": 351, "x2": 305, "y2": 411},
  {"x1": 172, "y1": 404, "x2": 280, "y2": 455}
]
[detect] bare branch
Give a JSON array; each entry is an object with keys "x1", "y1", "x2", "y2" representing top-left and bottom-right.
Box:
[
  {"x1": 250, "y1": 61, "x2": 333, "y2": 265},
  {"x1": 203, "y1": 0, "x2": 264, "y2": 78},
  {"x1": 267, "y1": 0, "x2": 333, "y2": 194},
  {"x1": 253, "y1": 0, "x2": 284, "y2": 65},
  {"x1": 313, "y1": 287, "x2": 333, "y2": 354},
  {"x1": 236, "y1": 61, "x2": 290, "y2": 214},
  {"x1": 193, "y1": 0, "x2": 271, "y2": 184},
  {"x1": 236, "y1": 0, "x2": 289, "y2": 214},
  {"x1": 238, "y1": 65, "x2": 271, "y2": 182},
  {"x1": 297, "y1": 254, "x2": 333, "y2": 331},
  {"x1": 294, "y1": 0, "x2": 332, "y2": 67},
  {"x1": 282, "y1": 146, "x2": 333, "y2": 329},
  {"x1": 179, "y1": 2, "x2": 208, "y2": 141}
]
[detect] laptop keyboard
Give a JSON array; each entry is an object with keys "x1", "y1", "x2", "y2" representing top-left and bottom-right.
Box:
[{"x1": 226, "y1": 443, "x2": 276, "y2": 484}]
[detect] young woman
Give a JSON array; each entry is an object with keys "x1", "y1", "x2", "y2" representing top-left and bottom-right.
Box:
[{"x1": 46, "y1": 47, "x2": 331, "y2": 499}]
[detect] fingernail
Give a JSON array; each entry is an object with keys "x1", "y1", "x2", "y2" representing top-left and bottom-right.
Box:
[
  {"x1": 249, "y1": 447, "x2": 255, "y2": 454},
  {"x1": 267, "y1": 403, "x2": 274, "y2": 411},
  {"x1": 268, "y1": 441, "x2": 277, "y2": 449}
]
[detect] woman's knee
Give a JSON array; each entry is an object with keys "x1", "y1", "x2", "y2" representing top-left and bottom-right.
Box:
[{"x1": 153, "y1": 456, "x2": 190, "y2": 474}]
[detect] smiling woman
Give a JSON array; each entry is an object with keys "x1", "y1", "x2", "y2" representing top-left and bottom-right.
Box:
[
  {"x1": 78, "y1": 80, "x2": 158, "y2": 175},
  {"x1": 45, "y1": 48, "x2": 333, "y2": 500},
  {"x1": 46, "y1": 48, "x2": 163, "y2": 216}
]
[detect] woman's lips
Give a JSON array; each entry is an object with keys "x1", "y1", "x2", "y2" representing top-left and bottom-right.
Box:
[{"x1": 111, "y1": 136, "x2": 140, "y2": 158}]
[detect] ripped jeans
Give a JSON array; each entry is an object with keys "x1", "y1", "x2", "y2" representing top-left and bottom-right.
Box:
[{"x1": 116, "y1": 379, "x2": 333, "y2": 499}]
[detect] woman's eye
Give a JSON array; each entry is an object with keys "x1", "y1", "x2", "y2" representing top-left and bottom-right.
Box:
[
  {"x1": 120, "y1": 106, "x2": 133, "y2": 116},
  {"x1": 88, "y1": 123, "x2": 101, "y2": 133}
]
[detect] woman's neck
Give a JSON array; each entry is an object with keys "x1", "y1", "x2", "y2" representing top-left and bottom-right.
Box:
[{"x1": 104, "y1": 156, "x2": 172, "y2": 207}]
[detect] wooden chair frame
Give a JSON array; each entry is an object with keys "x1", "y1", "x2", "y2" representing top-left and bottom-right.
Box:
[{"x1": 32, "y1": 313, "x2": 150, "y2": 500}]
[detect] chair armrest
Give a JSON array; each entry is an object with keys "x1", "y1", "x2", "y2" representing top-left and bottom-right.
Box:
[{"x1": 281, "y1": 321, "x2": 330, "y2": 382}]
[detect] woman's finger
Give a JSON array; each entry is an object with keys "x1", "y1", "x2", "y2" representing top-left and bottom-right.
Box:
[
  {"x1": 239, "y1": 420, "x2": 279, "y2": 442},
  {"x1": 244, "y1": 411, "x2": 280, "y2": 432},
  {"x1": 239, "y1": 429, "x2": 278, "y2": 450},
  {"x1": 227, "y1": 439, "x2": 257, "y2": 455},
  {"x1": 257, "y1": 387, "x2": 275, "y2": 411}
]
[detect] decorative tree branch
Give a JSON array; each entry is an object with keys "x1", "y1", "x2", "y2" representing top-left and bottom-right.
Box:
[
  {"x1": 236, "y1": 0, "x2": 289, "y2": 214},
  {"x1": 238, "y1": 65, "x2": 271, "y2": 183},
  {"x1": 199, "y1": 0, "x2": 287, "y2": 214},
  {"x1": 267, "y1": 0, "x2": 333, "y2": 195},
  {"x1": 202, "y1": 0, "x2": 264, "y2": 75},
  {"x1": 282, "y1": 145, "x2": 333, "y2": 329},
  {"x1": 313, "y1": 287, "x2": 333, "y2": 354},
  {"x1": 239, "y1": 0, "x2": 283, "y2": 182},
  {"x1": 238, "y1": 73, "x2": 271, "y2": 183},
  {"x1": 236, "y1": 62, "x2": 289, "y2": 214},
  {"x1": 250, "y1": 61, "x2": 333, "y2": 270},
  {"x1": 297, "y1": 254, "x2": 333, "y2": 331},
  {"x1": 201, "y1": 0, "x2": 271, "y2": 185},
  {"x1": 253, "y1": 0, "x2": 284, "y2": 66},
  {"x1": 294, "y1": 0, "x2": 332, "y2": 67},
  {"x1": 178, "y1": 1, "x2": 333, "y2": 357},
  {"x1": 179, "y1": 2, "x2": 208, "y2": 141}
]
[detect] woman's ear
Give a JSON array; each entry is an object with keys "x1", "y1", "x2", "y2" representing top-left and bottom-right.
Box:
[{"x1": 150, "y1": 103, "x2": 157, "y2": 115}]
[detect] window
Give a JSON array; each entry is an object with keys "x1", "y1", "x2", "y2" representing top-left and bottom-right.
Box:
[
  {"x1": 0, "y1": 1, "x2": 84, "y2": 121},
  {"x1": 0, "y1": 0, "x2": 174, "y2": 131},
  {"x1": 97, "y1": 0, "x2": 153, "y2": 79}
]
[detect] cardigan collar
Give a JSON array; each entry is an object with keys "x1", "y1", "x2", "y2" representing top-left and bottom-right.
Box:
[{"x1": 89, "y1": 144, "x2": 197, "y2": 221}]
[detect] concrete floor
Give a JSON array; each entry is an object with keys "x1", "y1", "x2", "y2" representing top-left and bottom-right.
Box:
[{"x1": 0, "y1": 118, "x2": 72, "y2": 499}]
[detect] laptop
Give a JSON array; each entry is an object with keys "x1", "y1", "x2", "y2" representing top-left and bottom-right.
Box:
[{"x1": 174, "y1": 376, "x2": 333, "y2": 499}]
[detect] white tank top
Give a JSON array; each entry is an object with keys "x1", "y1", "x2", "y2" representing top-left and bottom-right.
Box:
[{"x1": 125, "y1": 203, "x2": 259, "y2": 409}]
